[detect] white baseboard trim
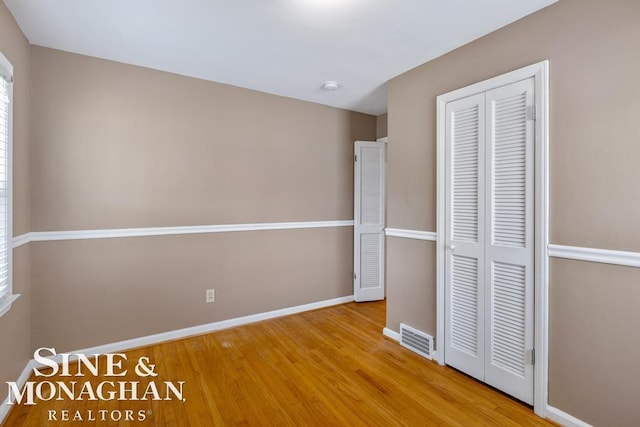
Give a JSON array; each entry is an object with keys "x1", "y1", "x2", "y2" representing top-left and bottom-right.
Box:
[
  {"x1": 545, "y1": 404, "x2": 592, "y2": 427},
  {"x1": 548, "y1": 244, "x2": 640, "y2": 268},
  {"x1": 383, "y1": 327, "x2": 401, "y2": 342},
  {"x1": 33, "y1": 295, "x2": 355, "y2": 367},
  {"x1": 0, "y1": 359, "x2": 37, "y2": 424},
  {"x1": 11, "y1": 220, "x2": 354, "y2": 248},
  {"x1": 385, "y1": 228, "x2": 437, "y2": 241}
]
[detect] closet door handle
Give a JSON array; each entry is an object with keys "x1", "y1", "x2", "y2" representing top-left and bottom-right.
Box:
[{"x1": 448, "y1": 245, "x2": 456, "y2": 253}]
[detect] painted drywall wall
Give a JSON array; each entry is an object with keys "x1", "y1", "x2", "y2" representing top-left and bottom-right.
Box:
[
  {"x1": 376, "y1": 113, "x2": 387, "y2": 139},
  {"x1": 31, "y1": 228, "x2": 353, "y2": 352},
  {"x1": 385, "y1": 237, "x2": 435, "y2": 335},
  {"x1": 549, "y1": 258, "x2": 640, "y2": 426},
  {"x1": 30, "y1": 47, "x2": 375, "y2": 230},
  {"x1": 0, "y1": 1, "x2": 31, "y2": 405},
  {"x1": 386, "y1": 0, "x2": 640, "y2": 424},
  {"x1": 29, "y1": 46, "x2": 375, "y2": 352}
]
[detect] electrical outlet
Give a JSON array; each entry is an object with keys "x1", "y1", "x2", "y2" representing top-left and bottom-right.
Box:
[{"x1": 206, "y1": 289, "x2": 215, "y2": 303}]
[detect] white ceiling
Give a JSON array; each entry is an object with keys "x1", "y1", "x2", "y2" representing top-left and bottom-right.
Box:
[{"x1": 4, "y1": 0, "x2": 556, "y2": 115}]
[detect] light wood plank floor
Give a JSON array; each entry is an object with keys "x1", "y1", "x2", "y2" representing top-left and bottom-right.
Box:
[{"x1": 4, "y1": 301, "x2": 555, "y2": 426}]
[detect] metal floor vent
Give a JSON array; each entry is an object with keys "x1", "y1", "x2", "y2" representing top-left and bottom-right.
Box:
[{"x1": 400, "y1": 323, "x2": 434, "y2": 360}]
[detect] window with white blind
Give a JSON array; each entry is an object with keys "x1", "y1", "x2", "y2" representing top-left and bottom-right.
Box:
[{"x1": 0, "y1": 52, "x2": 16, "y2": 318}]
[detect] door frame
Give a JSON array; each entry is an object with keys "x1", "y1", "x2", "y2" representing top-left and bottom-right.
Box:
[{"x1": 435, "y1": 60, "x2": 549, "y2": 417}]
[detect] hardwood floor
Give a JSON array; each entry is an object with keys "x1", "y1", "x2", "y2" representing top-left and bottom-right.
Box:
[{"x1": 4, "y1": 301, "x2": 555, "y2": 426}]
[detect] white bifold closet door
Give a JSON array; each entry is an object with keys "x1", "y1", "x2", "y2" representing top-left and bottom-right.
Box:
[
  {"x1": 445, "y1": 78, "x2": 535, "y2": 405},
  {"x1": 354, "y1": 141, "x2": 386, "y2": 302},
  {"x1": 444, "y1": 92, "x2": 487, "y2": 380}
]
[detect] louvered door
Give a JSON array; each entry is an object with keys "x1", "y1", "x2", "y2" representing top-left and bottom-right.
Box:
[
  {"x1": 444, "y1": 79, "x2": 535, "y2": 404},
  {"x1": 484, "y1": 78, "x2": 534, "y2": 404},
  {"x1": 444, "y1": 93, "x2": 486, "y2": 380},
  {"x1": 354, "y1": 141, "x2": 385, "y2": 302}
]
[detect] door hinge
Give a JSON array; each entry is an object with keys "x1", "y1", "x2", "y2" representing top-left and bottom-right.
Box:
[
  {"x1": 529, "y1": 105, "x2": 537, "y2": 121},
  {"x1": 354, "y1": 154, "x2": 358, "y2": 162},
  {"x1": 353, "y1": 272, "x2": 357, "y2": 280},
  {"x1": 530, "y1": 348, "x2": 535, "y2": 365}
]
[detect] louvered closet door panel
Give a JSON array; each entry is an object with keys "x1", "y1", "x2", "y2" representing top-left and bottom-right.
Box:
[
  {"x1": 360, "y1": 146, "x2": 382, "y2": 225},
  {"x1": 452, "y1": 105, "x2": 480, "y2": 243},
  {"x1": 359, "y1": 233, "x2": 382, "y2": 289},
  {"x1": 444, "y1": 93, "x2": 486, "y2": 381},
  {"x1": 353, "y1": 141, "x2": 385, "y2": 302},
  {"x1": 450, "y1": 255, "x2": 479, "y2": 355},
  {"x1": 484, "y1": 78, "x2": 535, "y2": 404}
]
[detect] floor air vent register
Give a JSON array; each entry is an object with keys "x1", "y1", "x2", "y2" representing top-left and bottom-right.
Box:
[{"x1": 400, "y1": 323, "x2": 434, "y2": 360}]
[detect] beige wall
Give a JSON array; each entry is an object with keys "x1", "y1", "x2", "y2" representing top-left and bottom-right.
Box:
[
  {"x1": 386, "y1": 0, "x2": 640, "y2": 424},
  {"x1": 31, "y1": 47, "x2": 375, "y2": 230},
  {"x1": 386, "y1": 238, "x2": 435, "y2": 333},
  {"x1": 29, "y1": 47, "x2": 375, "y2": 352},
  {"x1": 376, "y1": 113, "x2": 387, "y2": 139},
  {"x1": 388, "y1": 0, "x2": 640, "y2": 245},
  {"x1": 31, "y1": 228, "x2": 353, "y2": 352},
  {"x1": 0, "y1": 1, "x2": 31, "y2": 404},
  {"x1": 549, "y1": 258, "x2": 640, "y2": 426}
]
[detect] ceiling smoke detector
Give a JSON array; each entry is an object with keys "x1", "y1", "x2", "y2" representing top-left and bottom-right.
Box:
[{"x1": 322, "y1": 81, "x2": 340, "y2": 91}]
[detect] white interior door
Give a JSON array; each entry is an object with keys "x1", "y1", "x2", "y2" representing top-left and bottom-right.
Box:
[
  {"x1": 444, "y1": 79, "x2": 535, "y2": 404},
  {"x1": 354, "y1": 141, "x2": 385, "y2": 302}
]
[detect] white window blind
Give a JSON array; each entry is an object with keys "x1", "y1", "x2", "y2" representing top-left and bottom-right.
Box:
[{"x1": 0, "y1": 54, "x2": 13, "y2": 316}]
